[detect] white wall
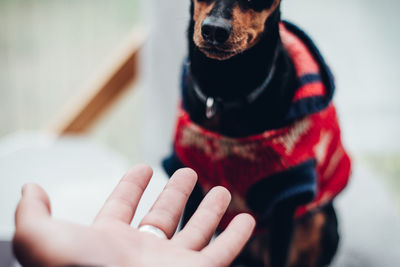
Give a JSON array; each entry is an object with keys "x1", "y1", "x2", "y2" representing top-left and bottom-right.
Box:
[
  {"x1": 140, "y1": 0, "x2": 190, "y2": 165},
  {"x1": 282, "y1": 0, "x2": 400, "y2": 154}
]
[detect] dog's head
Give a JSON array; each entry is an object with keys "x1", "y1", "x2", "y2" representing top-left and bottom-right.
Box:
[{"x1": 191, "y1": 0, "x2": 281, "y2": 61}]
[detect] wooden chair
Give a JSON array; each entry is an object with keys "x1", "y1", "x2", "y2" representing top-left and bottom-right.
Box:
[{"x1": 49, "y1": 27, "x2": 146, "y2": 136}]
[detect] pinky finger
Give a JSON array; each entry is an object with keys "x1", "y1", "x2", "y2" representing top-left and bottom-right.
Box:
[{"x1": 201, "y1": 213, "x2": 255, "y2": 267}]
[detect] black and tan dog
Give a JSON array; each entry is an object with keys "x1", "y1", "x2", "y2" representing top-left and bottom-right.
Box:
[{"x1": 164, "y1": 1, "x2": 351, "y2": 266}]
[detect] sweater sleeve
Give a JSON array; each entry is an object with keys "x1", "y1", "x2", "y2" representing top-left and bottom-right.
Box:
[
  {"x1": 245, "y1": 159, "x2": 317, "y2": 223},
  {"x1": 162, "y1": 152, "x2": 185, "y2": 177}
]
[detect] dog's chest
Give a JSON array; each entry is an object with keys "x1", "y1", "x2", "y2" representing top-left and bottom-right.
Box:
[
  {"x1": 173, "y1": 108, "x2": 315, "y2": 190},
  {"x1": 201, "y1": 114, "x2": 222, "y2": 132}
]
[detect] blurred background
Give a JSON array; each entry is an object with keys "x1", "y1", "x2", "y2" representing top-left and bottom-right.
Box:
[
  {"x1": 0, "y1": 0, "x2": 144, "y2": 160},
  {"x1": 0, "y1": 0, "x2": 399, "y2": 266}
]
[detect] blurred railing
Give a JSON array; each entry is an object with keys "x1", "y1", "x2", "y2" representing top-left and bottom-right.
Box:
[
  {"x1": 50, "y1": 28, "x2": 146, "y2": 136},
  {"x1": 0, "y1": 1, "x2": 142, "y2": 138}
]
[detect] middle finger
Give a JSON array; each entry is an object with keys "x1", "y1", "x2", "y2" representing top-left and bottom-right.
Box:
[
  {"x1": 172, "y1": 186, "x2": 231, "y2": 250},
  {"x1": 138, "y1": 168, "x2": 197, "y2": 239}
]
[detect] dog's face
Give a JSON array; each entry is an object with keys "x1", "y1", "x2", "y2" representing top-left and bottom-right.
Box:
[{"x1": 192, "y1": 0, "x2": 281, "y2": 60}]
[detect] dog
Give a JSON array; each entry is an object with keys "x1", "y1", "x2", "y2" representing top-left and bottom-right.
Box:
[{"x1": 163, "y1": 1, "x2": 351, "y2": 266}]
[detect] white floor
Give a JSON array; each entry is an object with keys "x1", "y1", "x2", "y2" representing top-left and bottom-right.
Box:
[
  {"x1": 0, "y1": 133, "x2": 169, "y2": 240},
  {"x1": 1, "y1": 134, "x2": 399, "y2": 266},
  {"x1": 332, "y1": 164, "x2": 400, "y2": 266}
]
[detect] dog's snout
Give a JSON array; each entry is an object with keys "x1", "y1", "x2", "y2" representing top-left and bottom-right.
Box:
[{"x1": 201, "y1": 17, "x2": 232, "y2": 45}]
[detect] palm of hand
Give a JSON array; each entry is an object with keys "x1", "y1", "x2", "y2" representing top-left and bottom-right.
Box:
[{"x1": 13, "y1": 165, "x2": 255, "y2": 267}]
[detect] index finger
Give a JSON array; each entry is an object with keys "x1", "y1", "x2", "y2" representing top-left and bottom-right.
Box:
[{"x1": 94, "y1": 164, "x2": 153, "y2": 225}]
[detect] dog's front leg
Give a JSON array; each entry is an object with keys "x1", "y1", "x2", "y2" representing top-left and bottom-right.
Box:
[
  {"x1": 181, "y1": 182, "x2": 205, "y2": 227},
  {"x1": 269, "y1": 203, "x2": 296, "y2": 267},
  {"x1": 230, "y1": 204, "x2": 296, "y2": 267}
]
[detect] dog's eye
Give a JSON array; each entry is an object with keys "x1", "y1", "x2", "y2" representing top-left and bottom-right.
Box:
[{"x1": 239, "y1": 0, "x2": 275, "y2": 11}]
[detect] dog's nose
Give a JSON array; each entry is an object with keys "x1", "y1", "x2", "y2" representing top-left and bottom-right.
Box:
[{"x1": 201, "y1": 17, "x2": 232, "y2": 45}]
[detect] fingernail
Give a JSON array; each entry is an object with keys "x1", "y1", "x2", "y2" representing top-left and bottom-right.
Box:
[
  {"x1": 21, "y1": 184, "x2": 28, "y2": 195},
  {"x1": 21, "y1": 183, "x2": 34, "y2": 196}
]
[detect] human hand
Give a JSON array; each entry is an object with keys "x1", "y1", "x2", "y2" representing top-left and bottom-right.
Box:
[{"x1": 13, "y1": 164, "x2": 255, "y2": 267}]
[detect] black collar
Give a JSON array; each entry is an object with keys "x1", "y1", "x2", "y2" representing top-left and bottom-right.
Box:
[{"x1": 188, "y1": 45, "x2": 280, "y2": 119}]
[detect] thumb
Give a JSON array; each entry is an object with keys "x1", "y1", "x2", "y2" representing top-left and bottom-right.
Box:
[
  {"x1": 15, "y1": 183, "x2": 52, "y2": 227},
  {"x1": 13, "y1": 184, "x2": 52, "y2": 267}
]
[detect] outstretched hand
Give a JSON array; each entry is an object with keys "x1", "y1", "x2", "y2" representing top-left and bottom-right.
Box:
[{"x1": 13, "y1": 164, "x2": 255, "y2": 267}]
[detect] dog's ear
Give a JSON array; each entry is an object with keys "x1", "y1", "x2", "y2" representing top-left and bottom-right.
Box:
[{"x1": 190, "y1": 0, "x2": 194, "y2": 18}]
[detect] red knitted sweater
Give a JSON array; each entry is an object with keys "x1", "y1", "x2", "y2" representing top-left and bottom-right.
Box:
[{"x1": 166, "y1": 22, "x2": 351, "y2": 230}]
